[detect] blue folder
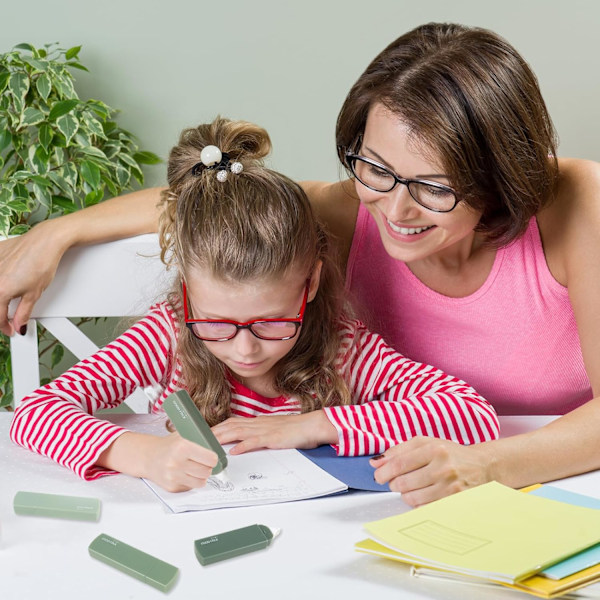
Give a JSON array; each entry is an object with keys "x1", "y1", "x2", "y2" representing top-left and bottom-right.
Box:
[{"x1": 299, "y1": 445, "x2": 389, "y2": 492}]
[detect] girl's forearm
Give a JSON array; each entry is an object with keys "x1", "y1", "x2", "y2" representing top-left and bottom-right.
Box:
[{"x1": 96, "y1": 431, "x2": 157, "y2": 479}]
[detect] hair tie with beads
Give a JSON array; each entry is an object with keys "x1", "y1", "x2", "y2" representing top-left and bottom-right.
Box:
[{"x1": 191, "y1": 145, "x2": 244, "y2": 182}]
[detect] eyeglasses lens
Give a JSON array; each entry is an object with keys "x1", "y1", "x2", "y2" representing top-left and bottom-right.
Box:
[
  {"x1": 192, "y1": 321, "x2": 298, "y2": 341},
  {"x1": 409, "y1": 182, "x2": 456, "y2": 212},
  {"x1": 251, "y1": 321, "x2": 298, "y2": 339},
  {"x1": 351, "y1": 157, "x2": 395, "y2": 192}
]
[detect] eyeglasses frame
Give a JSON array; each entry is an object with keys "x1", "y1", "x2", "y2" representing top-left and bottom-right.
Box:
[
  {"x1": 341, "y1": 148, "x2": 460, "y2": 213},
  {"x1": 182, "y1": 279, "x2": 311, "y2": 342}
]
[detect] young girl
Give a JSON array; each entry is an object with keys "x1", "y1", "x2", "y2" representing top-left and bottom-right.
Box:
[{"x1": 10, "y1": 117, "x2": 499, "y2": 493}]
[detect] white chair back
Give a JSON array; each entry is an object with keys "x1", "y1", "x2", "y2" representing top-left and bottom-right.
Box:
[{"x1": 7, "y1": 234, "x2": 174, "y2": 411}]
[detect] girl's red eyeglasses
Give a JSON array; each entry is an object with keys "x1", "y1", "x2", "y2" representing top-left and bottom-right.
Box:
[{"x1": 182, "y1": 280, "x2": 310, "y2": 341}]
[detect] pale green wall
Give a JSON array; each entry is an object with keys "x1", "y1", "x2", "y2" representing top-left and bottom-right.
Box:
[{"x1": 3, "y1": 0, "x2": 599, "y2": 188}]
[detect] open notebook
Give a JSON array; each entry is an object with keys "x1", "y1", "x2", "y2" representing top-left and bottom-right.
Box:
[{"x1": 143, "y1": 445, "x2": 348, "y2": 512}]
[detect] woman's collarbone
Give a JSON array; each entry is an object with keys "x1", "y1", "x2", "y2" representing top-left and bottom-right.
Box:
[{"x1": 406, "y1": 248, "x2": 497, "y2": 298}]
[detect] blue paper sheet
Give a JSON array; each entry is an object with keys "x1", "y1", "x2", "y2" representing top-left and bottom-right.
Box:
[
  {"x1": 529, "y1": 485, "x2": 600, "y2": 510},
  {"x1": 299, "y1": 446, "x2": 388, "y2": 492}
]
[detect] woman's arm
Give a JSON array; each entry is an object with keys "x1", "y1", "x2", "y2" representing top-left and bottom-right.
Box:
[
  {"x1": 489, "y1": 157, "x2": 600, "y2": 482},
  {"x1": 373, "y1": 158, "x2": 600, "y2": 506},
  {"x1": 0, "y1": 180, "x2": 357, "y2": 337},
  {"x1": 372, "y1": 396, "x2": 600, "y2": 507},
  {"x1": 0, "y1": 187, "x2": 164, "y2": 336}
]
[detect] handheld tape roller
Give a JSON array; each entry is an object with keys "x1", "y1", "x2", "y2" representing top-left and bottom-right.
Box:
[{"x1": 163, "y1": 390, "x2": 228, "y2": 475}]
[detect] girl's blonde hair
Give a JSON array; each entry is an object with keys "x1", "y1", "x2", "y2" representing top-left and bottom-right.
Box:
[{"x1": 159, "y1": 117, "x2": 351, "y2": 425}]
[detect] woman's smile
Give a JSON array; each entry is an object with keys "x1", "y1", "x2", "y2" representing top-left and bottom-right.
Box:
[{"x1": 384, "y1": 216, "x2": 437, "y2": 239}]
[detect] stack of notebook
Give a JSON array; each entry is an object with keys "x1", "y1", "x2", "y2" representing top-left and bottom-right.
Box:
[{"x1": 355, "y1": 481, "x2": 600, "y2": 598}]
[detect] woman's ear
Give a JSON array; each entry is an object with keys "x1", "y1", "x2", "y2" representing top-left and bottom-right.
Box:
[{"x1": 307, "y1": 260, "x2": 323, "y2": 302}]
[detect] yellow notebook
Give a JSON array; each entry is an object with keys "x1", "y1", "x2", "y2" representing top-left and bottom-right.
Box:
[{"x1": 361, "y1": 481, "x2": 600, "y2": 584}]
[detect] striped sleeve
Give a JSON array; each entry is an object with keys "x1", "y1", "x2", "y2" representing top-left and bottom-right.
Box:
[
  {"x1": 323, "y1": 318, "x2": 500, "y2": 456},
  {"x1": 9, "y1": 303, "x2": 178, "y2": 480}
]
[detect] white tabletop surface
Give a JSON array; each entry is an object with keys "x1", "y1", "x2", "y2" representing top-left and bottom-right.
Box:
[{"x1": 2, "y1": 413, "x2": 600, "y2": 600}]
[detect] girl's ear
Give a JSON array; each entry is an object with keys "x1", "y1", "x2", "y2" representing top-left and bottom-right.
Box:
[{"x1": 307, "y1": 260, "x2": 323, "y2": 302}]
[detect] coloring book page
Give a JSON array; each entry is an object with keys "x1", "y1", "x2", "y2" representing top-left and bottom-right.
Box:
[{"x1": 143, "y1": 445, "x2": 348, "y2": 512}]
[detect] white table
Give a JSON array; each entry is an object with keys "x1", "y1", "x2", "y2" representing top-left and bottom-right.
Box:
[{"x1": 2, "y1": 414, "x2": 600, "y2": 600}]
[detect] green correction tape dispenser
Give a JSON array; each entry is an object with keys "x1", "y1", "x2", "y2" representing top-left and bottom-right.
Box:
[{"x1": 162, "y1": 390, "x2": 228, "y2": 475}]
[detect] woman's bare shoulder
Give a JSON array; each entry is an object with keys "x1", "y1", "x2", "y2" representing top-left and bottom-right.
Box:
[
  {"x1": 551, "y1": 158, "x2": 600, "y2": 213},
  {"x1": 538, "y1": 157, "x2": 600, "y2": 283},
  {"x1": 300, "y1": 179, "x2": 360, "y2": 268},
  {"x1": 542, "y1": 158, "x2": 600, "y2": 224}
]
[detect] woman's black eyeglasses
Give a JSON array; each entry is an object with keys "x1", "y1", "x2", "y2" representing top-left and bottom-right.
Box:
[{"x1": 342, "y1": 150, "x2": 460, "y2": 213}]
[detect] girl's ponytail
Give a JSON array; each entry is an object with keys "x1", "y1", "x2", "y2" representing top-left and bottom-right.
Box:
[{"x1": 159, "y1": 117, "x2": 272, "y2": 266}]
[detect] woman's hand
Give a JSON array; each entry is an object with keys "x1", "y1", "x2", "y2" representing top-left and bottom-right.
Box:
[
  {"x1": 370, "y1": 436, "x2": 493, "y2": 507},
  {"x1": 98, "y1": 431, "x2": 218, "y2": 493},
  {"x1": 212, "y1": 411, "x2": 338, "y2": 455},
  {"x1": 0, "y1": 223, "x2": 66, "y2": 336},
  {"x1": 0, "y1": 187, "x2": 164, "y2": 337}
]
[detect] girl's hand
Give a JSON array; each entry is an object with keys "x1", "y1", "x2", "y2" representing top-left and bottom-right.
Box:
[
  {"x1": 370, "y1": 436, "x2": 493, "y2": 507},
  {"x1": 212, "y1": 411, "x2": 338, "y2": 455},
  {"x1": 98, "y1": 431, "x2": 218, "y2": 493},
  {"x1": 143, "y1": 433, "x2": 219, "y2": 492}
]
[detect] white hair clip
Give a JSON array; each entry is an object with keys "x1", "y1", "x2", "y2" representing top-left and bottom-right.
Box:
[
  {"x1": 191, "y1": 145, "x2": 244, "y2": 181},
  {"x1": 200, "y1": 145, "x2": 222, "y2": 167}
]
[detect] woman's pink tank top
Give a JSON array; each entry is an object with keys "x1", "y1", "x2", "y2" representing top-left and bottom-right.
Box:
[{"x1": 346, "y1": 204, "x2": 591, "y2": 415}]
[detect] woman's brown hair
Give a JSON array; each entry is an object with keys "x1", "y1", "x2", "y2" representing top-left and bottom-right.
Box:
[
  {"x1": 159, "y1": 117, "x2": 351, "y2": 425},
  {"x1": 336, "y1": 22, "x2": 558, "y2": 245}
]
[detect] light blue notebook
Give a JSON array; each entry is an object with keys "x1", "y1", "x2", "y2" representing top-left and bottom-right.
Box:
[{"x1": 530, "y1": 486, "x2": 600, "y2": 580}]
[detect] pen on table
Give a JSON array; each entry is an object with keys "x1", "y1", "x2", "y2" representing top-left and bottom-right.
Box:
[{"x1": 162, "y1": 390, "x2": 230, "y2": 481}]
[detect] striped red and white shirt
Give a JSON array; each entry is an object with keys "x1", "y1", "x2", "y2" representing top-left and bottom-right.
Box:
[{"x1": 10, "y1": 302, "x2": 499, "y2": 480}]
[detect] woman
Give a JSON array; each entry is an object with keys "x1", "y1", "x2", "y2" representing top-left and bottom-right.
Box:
[{"x1": 3, "y1": 23, "x2": 600, "y2": 506}]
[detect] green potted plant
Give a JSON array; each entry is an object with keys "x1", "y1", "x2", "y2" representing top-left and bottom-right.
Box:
[{"x1": 0, "y1": 42, "x2": 160, "y2": 408}]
